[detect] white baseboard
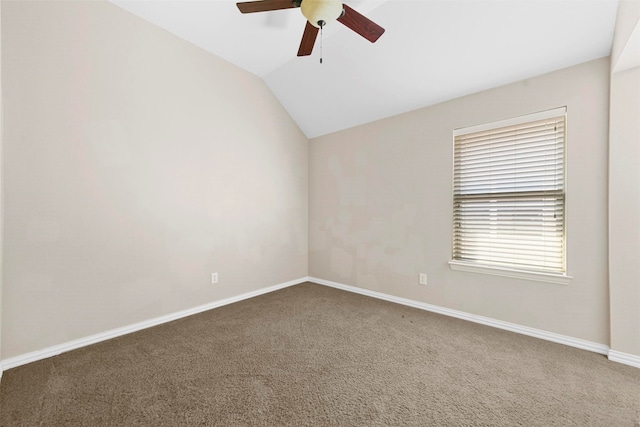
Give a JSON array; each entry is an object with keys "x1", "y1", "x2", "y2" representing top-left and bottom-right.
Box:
[
  {"x1": 309, "y1": 277, "x2": 611, "y2": 356},
  {"x1": 0, "y1": 277, "x2": 308, "y2": 373},
  {"x1": 2, "y1": 276, "x2": 638, "y2": 377},
  {"x1": 608, "y1": 350, "x2": 640, "y2": 369}
]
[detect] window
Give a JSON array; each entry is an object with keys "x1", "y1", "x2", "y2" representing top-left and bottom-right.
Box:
[{"x1": 450, "y1": 108, "x2": 570, "y2": 284}]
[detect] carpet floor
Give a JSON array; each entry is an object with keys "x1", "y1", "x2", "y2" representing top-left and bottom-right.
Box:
[{"x1": 1, "y1": 282, "x2": 639, "y2": 426}]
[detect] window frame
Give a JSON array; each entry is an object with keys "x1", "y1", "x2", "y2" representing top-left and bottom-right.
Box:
[{"x1": 449, "y1": 107, "x2": 572, "y2": 285}]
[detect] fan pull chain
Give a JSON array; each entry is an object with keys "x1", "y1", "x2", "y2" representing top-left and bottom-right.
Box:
[
  {"x1": 320, "y1": 25, "x2": 323, "y2": 64},
  {"x1": 319, "y1": 20, "x2": 325, "y2": 64}
]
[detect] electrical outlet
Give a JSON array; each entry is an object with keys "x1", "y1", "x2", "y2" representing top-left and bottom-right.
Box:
[
  {"x1": 211, "y1": 272, "x2": 218, "y2": 284},
  {"x1": 419, "y1": 273, "x2": 428, "y2": 285}
]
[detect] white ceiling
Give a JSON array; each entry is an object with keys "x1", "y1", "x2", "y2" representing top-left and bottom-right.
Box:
[{"x1": 111, "y1": 0, "x2": 619, "y2": 138}]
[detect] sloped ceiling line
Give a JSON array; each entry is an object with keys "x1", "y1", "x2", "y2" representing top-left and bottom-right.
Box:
[{"x1": 111, "y1": 0, "x2": 619, "y2": 138}]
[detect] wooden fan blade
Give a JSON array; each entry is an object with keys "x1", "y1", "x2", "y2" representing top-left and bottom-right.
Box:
[
  {"x1": 297, "y1": 21, "x2": 319, "y2": 56},
  {"x1": 337, "y1": 4, "x2": 385, "y2": 43},
  {"x1": 237, "y1": 0, "x2": 297, "y2": 14}
]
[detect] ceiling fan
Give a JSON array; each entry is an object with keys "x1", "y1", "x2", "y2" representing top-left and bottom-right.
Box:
[{"x1": 236, "y1": 0, "x2": 385, "y2": 57}]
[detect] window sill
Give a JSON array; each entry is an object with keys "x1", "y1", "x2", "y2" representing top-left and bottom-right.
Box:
[{"x1": 448, "y1": 260, "x2": 572, "y2": 285}]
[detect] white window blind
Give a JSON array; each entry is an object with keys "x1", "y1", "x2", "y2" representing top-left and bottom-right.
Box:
[{"x1": 452, "y1": 108, "x2": 566, "y2": 274}]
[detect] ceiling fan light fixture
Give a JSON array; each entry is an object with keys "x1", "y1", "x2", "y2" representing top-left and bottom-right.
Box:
[{"x1": 300, "y1": 0, "x2": 343, "y2": 28}]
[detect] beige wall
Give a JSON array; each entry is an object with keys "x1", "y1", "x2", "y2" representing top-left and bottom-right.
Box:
[
  {"x1": 0, "y1": 0, "x2": 3, "y2": 366},
  {"x1": 1, "y1": 1, "x2": 308, "y2": 359},
  {"x1": 1, "y1": 0, "x2": 636, "y2": 366},
  {"x1": 310, "y1": 58, "x2": 611, "y2": 345},
  {"x1": 609, "y1": 0, "x2": 640, "y2": 357}
]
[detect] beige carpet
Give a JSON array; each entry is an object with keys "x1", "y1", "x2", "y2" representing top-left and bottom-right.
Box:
[{"x1": 1, "y1": 282, "x2": 639, "y2": 426}]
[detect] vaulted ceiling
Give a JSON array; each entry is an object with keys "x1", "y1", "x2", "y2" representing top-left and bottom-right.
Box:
[{"x1": 111, "y1": 0, "x2": 619, "y2": 138}]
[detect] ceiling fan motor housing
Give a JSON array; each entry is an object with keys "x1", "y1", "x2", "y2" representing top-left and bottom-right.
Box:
[{"x1": 300, "y1": 0, "x2": 344, "y2": 28}]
